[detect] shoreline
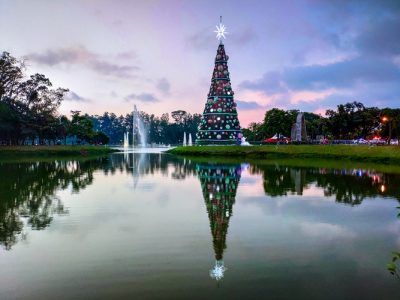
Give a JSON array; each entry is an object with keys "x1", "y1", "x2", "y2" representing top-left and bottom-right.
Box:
[
  {"x1": 167, "y1": 145, "x2": 400, "y2": 165},
  {"x1": 0, "y1": 145, "x2": 119, "y2": 157}
]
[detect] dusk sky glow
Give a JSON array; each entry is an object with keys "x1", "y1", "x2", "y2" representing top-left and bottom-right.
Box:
[{"x1": 1, "y1": 0, "x2": 399, "y2": 126}]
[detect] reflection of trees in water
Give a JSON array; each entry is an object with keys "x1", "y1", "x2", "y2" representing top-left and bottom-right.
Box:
[
  {"x1": 105, "y1": 153, "x2": 196, "y2": 181},
  {"x1": 196, "y1": 163, "x2": 242, "y2": 281},
  {"x1": 315, "y1": 173, "x2": 378, "y2": 205},
  {"x1": 0, "y1": 158, "x2": 107, "y2": 250},
  {"x1": 252, "y1": 165, "x2": 400, "y2": 205},
  {"x1": 254, "y1": 165, "x2": 308, "y2": 197},
  {"x1": 4, "y1": 153, "x2": 399, "y2": 252},
  {"x1": 0, "y1": 154, "x2": 197, "y2": 250}
]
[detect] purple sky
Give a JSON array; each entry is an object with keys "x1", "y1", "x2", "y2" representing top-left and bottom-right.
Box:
[{"x1": 1, "y1": 0, "x2": 399, "y2": 126}]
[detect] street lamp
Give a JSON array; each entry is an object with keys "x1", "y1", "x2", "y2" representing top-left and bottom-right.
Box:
[{"x1": 381, "y1": 116, "x2": 392, "y2": 145}]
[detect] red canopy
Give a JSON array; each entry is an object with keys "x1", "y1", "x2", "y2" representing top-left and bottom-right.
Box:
[{"x1": 263, "y1": 134, "x2": 290, "y2": 143}]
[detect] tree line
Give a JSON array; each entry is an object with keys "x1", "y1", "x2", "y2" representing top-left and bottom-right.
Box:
[
  {"x1": 89, "y1": 110, "x2": 201, "y2": 145},
  {"x1": 1, "y1": 51, "x2": 399, "y2": 145},
  {"x1": 0, "y1": 52, "x2": 110, "y2": 145},
  {"x1": 242, "y1": 102, "x2": 400, "y2": 141},
  {"x1": 0, "y1": 52, "x2": 201, "y2": 146}
]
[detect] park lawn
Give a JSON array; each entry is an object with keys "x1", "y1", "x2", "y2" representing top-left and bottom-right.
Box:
[
  {"x1": 0, "y1": 145, "x2": 118, "y2": 157},
  {"x1": 167, "y1": 144, "x2": 400, "y2": 164},
  {"x1": 175, "y1": 155, "x2": 400, "y2": 174}
]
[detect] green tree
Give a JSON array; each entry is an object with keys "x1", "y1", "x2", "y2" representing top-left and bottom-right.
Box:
[
  {"x1": 303, "y1": 112, "x2": 323, "y2": 139},
  {"x1": 68, "y1": 111, "x2": 95, "y2": 143},
  {"x1": 262, "y1": 108, "x2": 297, "y2": 138},
  {"x1": 0, "y1": 52, "x2": 69, "y2": 145},
  {"x1": 380, "y1": 108, "x2": 400, "y2": 140},
  {"x1": 0, "y1": 101, "x2": 20, "y2": 144},
  {"x1": 17, "y1": 74, "x2": 68, "y2": 144},
  {"x1": 0, "y1": 52, "x2": 24, "y2": 101},
  {"x1": 242, "y1": 122, "x2": 263, "y2": 141},
  {"x1": 92, "y1": 131, "x2": 110, "y2": 145}
]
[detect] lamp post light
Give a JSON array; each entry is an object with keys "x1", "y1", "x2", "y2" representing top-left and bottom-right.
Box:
[{"x1": 381, "y1": 116, "x2": 392, "y2": 145}]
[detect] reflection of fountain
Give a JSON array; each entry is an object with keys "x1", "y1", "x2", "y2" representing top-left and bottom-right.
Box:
[
  {"x1": 188, "y1": 134, "x2": 193, "y2": 146},
  {"x1": 196, "y1": 163, "x2": 242, "y2": 281},
  {"x1": 183, "y1": 132, "x2": 187, "y2": 146},
  {"x1": 123, "y1": 132, "x2": 129, "y2": 148},
  {"x1": 122, "y1": 152, "x2": 148, "y2": 189},
  {"x1": 133, "y1": 105, "x2": 147, "y2": 147}
]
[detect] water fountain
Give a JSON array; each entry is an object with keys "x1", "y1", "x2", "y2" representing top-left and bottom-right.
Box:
[
  {"x1": 123, "y1": 132, "x2": 129, "y2": 148},
  {"x1": 188, "y1": 133, "x2": 192, "y2": 146},
  {"x1": 183, "y1": 132, "x2": 187, "y2": 146},
  {"x1": 132, "y1": 105, "x2": 147, "y2": 147}
]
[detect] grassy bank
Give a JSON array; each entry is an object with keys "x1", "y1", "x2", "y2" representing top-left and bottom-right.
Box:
[
  {"x1": 0, "y1": 145, "x2": 118, "y2": 157},
  {"x1": 167, "y1": 145, "x2": 400, "y2": 164},
  {"x1": 176, "y1": 155, "x2": 400, "y2": 174}
]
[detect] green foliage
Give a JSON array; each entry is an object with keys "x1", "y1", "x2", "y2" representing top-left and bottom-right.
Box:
[
  {"x1": 388, "y1": 206, "x2": 400, "y2": 278},
  {"x1": 304, "y1": 112, "x2": 324, "y2": 139},
  {"x1": 262, "y1": 108, "x2": 297, "y2": 138},
  {"x1": 325, "y1": 102, "x2": 381, "y2": 139},
  {"x1": 244, "y1": 101, "x2": 398, "y2": 141},
  {"x1": 0, "y1": 101, "x2": 20, "y2": 141},
  {"x1": 69, "y1": 111, "x2": 95, "y2": 143},
  {"x1": 242, "y1": 122, "x2": 264, "y2": 141},
  {"x1": 381, "y1": 108, "x2": 400, "y2": 139},
  {"x1": 92, "y1": 131, "x2": 109, "y2": 145},
  {"x1": 0, "y1": 52, "x2": 70, "y2": 145},
  {"x1": 0, "y1": 52, "x2": 114, "y2": 146},
  {"x1": 388, "y1": 251, "x2": 400, "y2": 278},
  {"x1": 0, "y1": 52, "x2": 24, "y2": 100}
]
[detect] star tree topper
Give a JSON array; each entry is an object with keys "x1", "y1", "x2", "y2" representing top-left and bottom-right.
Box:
[{"x1": 214, "y1": 16, "x2": 228, "y2": 42}]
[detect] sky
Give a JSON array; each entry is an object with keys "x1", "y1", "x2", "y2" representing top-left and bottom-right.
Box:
[{"x1": 1, "y1": 0, "x2": 399, "y2": 127}]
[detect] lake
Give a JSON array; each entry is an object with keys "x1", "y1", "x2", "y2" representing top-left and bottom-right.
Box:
[{"x1": 0, "y1": 150, "x2": 399, "y2": 299}]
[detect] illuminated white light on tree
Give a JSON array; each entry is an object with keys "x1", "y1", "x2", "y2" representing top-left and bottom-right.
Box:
[{"x1": 214, "y1": 16, "x2": 228, "y2": 41}]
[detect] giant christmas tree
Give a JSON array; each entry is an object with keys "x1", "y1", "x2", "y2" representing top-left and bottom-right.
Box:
[{"x1": 196, "y1": 18, "x2": 241, "y2": 145}]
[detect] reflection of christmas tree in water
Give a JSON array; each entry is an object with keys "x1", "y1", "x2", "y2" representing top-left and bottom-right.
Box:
[
  {"x1": 196, "y1": 17, "x2": 241, "y2": 145},
  {"x1": 196, "y1": 163, "x2": 242, "y2": 281}
]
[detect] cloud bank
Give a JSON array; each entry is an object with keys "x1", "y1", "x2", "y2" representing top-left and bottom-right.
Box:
[
  {"x1": 124, "y1": 93, "x2": 159, "y2": 103},
  {"x1": 27, "y1": 46, "x2": 140, "y2": 78}
]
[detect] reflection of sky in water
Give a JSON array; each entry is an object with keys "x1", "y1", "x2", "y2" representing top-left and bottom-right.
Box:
[{"x1": 0, "y1": 153, "x2": 399, "y2": 299}]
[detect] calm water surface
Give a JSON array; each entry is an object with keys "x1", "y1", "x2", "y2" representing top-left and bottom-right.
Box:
[{"x1": 0, "y1": 151, "x2": 399, "y2": 299}]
